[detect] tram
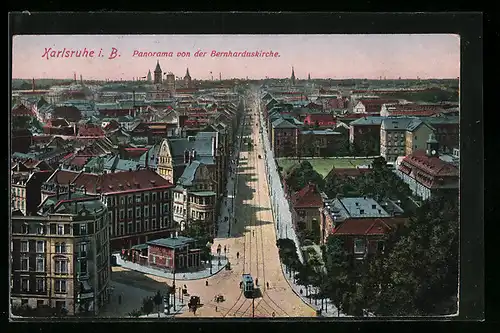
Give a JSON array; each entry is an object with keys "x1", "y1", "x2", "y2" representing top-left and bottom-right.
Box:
[{"x1": 241, "y1": 274, "x2": 255, "y2": 298}]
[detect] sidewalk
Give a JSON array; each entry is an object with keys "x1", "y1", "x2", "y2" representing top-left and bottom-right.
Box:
[
  {"x1": 113, "y1": 254, "x2": 229, "y2": 281},
  {"x1": 279, "y1": 263, "x2": 351, "y2": 317},
  {"x1": 216, "y1": 115, "x2": 245, "y2": 239}
]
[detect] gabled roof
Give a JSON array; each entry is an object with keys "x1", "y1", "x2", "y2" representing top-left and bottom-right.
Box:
[
  {"x1": 400, "y1": 150, "x2": 459, "y2": 177},
  {"x1": 293, "y1": 183, "x2": 322, "y2": 208},
  {"x1": 178, "y1": 160, "x2": 202, "y2": 186},
  {"x1": 332, "y1": 217, "x2": 407, "y2": 236},
  {"x1": 272, "y1": 117, "x2": 297, "y2": 129}
]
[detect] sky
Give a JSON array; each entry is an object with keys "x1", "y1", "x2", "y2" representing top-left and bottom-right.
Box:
[{"x1": 12, "y1": 34, "x2": 460, "y2": 80}]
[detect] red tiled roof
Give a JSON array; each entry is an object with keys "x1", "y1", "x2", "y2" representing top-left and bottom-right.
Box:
[
  {"x1": 332, "y1": 217, "x2": 407, "y2": 236},
  {"x1": 400, "y1": 150, "x2": 458, "y2": 177},
  {"x1": 78, "y1": 124, "x2": 105, "y2": 137},
  {"x1": 293, "y1": 183, "x2": 323, "y2": 208},
  {"x1": 388, "y1": 110, "x2": 440, "y2": 117}
]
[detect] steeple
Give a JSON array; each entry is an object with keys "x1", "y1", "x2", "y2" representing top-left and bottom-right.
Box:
[
  {"x1": 291, "y1": 66, "x2": 296, "y2": 86},
  {"x1": 154, "y1": 60, "x2": 162, "y2": 73},
  {"x1": 153, "y1": 60, "x2": 162, "y2": 85},
  {"x1": 425, "y1": 133, "x2": 439, "y2": 157}
]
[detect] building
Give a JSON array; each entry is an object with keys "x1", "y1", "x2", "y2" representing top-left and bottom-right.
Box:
[
  {"x1": 348, "y1": 116, "x2": 384, "y2": 156},
  {"x1": 319, "y1": 195, "x2": 406, "y2": 246},
  {"x1": 422, "y1": 116, "x2": 459, "y2": 154},
  {"x1": 157, "y1": 133, "x2": 219, "y2": 184},
  {"x1": 330, "y1": 217, "x2": 408, "y2": 259},
  {"x1": 184, "y1": 68, "x2": 193, "y2": 89},
  {"x1": 271, "y1": 118, "x2": 299, "y2": 158},
  {"x1": 380, "y1": 117, "x2": 416, "y2": 162},
  {"x1": 404, "y1": 118, "x2": 436, "y2": 155},
  {"x1": 396, "y1": 134, "x2": 459, "y2": 200},
  {"x1": 291, "y1": 183, "x2": 323, "y2": 232},
  {"x1": 10, "y1": 193, "x2": 110, "y2": 316},
  {"x1": 11, "y1": 169, "x2": 52, "y2": 215},
  {"x1": 298, "y1": 129, "x2": 344, "y2": 157},
  {"x1": 352, "y1": 99, "x2": 399, "y2": 115},
  {"x1": 40, "y1": 169, "x2": 174, "y2": 251},
  {"x1": 153, "y1": 60, "x2": 162, "y2": 85},
  {"x1": 166, "y1": 73, "x2": 176, "y2": 95},
  {"x1": 146, "y1": 235, "x2": 202, "y2": 270}
]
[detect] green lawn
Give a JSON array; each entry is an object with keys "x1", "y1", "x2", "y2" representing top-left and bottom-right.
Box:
[{"x1": 276, "y1": 158, "x2": 374, "y2": 178}]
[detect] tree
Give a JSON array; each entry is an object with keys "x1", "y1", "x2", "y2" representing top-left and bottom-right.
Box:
[
  {"x1": 285, "y1": 161, "x2": 325, "y2": 192},
  {"x1": 357, "y1": 194, "x2": 459, "y2": 316}
]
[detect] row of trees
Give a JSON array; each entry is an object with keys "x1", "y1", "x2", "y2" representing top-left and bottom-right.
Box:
[{"x1": 322, "y1": 194, "x2": 459, "y2": 316}]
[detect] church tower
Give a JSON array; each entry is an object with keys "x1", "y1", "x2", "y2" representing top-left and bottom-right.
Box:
[
  {"x1": 147, "y1": 70, "x2": 152, "y2": 83},
  {"x1": 291, "y1": 66, "x2": 296, "y2": 86},
  {"x1": 184, "y1": 68, "x2": 192, "y2": 88},
  {"x1": 154, "y1": 60, "x2": 162, "y2": 85},
  {"x1": 425, "y1": 133, "x2": 440, "y2": 157}
]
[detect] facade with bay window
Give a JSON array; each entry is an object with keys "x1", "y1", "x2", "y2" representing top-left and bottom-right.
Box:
[{"x1": 10, "y1": 193, "x2": 110, "y2": 316}]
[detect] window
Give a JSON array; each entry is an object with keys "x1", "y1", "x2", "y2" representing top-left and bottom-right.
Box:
[
  {"x1": 354, "y1": 239, "x2": 366, "y2": 254},
  {"x1": 20, "y1": 256, "x2": 29, "y2": 271},
  {"x1": 55, "y1": 242, "x2": 67, "y2": 254},
  {"x1": 36, "y1": 241, "x2": 45, "y2": 253},
  {"x1": 21, "y1": 241, "x2": 29, "y2": 252},
  {"x1": 21, "y1": 278, "x2": 30, "y2": 292},
  {"x1": 377, "y1": 241, "x2": 385, "y2": 253},
  {"x1": 55, "y1": 280, "x2": 67, "y2": 293},
  {"x1": 57, "y1": 225, "x2": 64, "y2": 235},
  {"x1": 37, "y1": 224, "x2": 45, "y2": 235},
  {"x1": 55, "y1": 260, "x2": 68, "y2": 274},
  {"x1": 36, "y1": 256, "x2": 45, "y2": 272},
  {"x1": 79, "y1": 243, "x2": 88, "y2": 257},
  {"x1": 36, "y1": 278, "x2": 45, "y2": 292},
  {"x1": 80, "y1": 223, "x2": 87, "y2": 235}
]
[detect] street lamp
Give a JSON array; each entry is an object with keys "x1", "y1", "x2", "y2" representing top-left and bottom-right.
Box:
[{"x1": 206, "y1": 241, "x2": 213, "y2": 274}]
